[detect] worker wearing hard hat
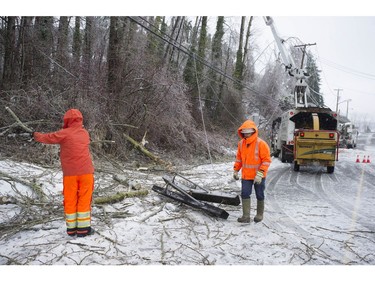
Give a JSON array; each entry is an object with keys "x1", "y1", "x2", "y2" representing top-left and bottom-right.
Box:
[{"x1": 233, "y1": 120, "x2": 271, "y2": 223}]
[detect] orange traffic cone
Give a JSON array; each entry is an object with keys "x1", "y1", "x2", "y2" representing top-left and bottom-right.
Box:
[
  {"x1": 367, "y1": 156, "x2": 371, "y2": 163},
  {"x1": 362, "y1": 155, "x2": 367, "y2": 163},
  {"x1": 356, "y1": 155, "x2": 360, "y2": 163}
]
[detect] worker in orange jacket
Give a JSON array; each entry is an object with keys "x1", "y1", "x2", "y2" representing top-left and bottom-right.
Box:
[
  {"x1": 33, "y1": 109, "x2": 95, "y2": 237},
  {"x1": 233, "y1": 120, "x2": 271, "y2": 223}
]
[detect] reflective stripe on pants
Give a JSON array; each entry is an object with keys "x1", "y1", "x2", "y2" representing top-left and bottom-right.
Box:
[{"x1": 63, "y1": 174, "x2": 94, "y2": 232}]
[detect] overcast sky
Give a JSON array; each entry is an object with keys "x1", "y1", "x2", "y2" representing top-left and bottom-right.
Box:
[{"x1": 255, "y1": 16, "x2": 375, "y2": 122}]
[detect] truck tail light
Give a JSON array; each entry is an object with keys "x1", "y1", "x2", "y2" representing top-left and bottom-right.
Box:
[
  {"x1": 300, "y1": 132, "x2": 305, "y2": 137},
  {"x1": 329, "y1": 133, "x2": 335, "y2": 138}
]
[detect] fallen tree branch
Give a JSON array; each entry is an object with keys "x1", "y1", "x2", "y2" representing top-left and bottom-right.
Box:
[
  {"x1": 123, "y1": 133, "x2": 173, "y2": 170},
  {"x1": 140, "y1": 203, "x2": 165, "y2": 222},
  {"x1": 0, "y1": 171, "x2": 46, "y2": 201},
  {"x1": 94, "y1": 189, "x2": 148, "y2": 205},
  {"x1": 5, "y1": 107, "x2": 33, "y2": 133},
  {"x1": 112, "y1": 174, "x2": 129, "y2": 187}
]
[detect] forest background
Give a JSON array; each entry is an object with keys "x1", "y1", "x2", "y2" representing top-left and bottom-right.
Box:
[{"x1": 0, "y1": 16, "x2": 332, "y2": 166}]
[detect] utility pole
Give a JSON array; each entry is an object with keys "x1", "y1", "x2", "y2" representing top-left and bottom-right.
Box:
[
  {"x1": 335, "y1": 88, "x2": 343, "y2": 113},
  {"x1": 346, "y1": 99, "x2": 351, "y2": 118},
  {"x1": 295, "y1": 43, "x2": 317, "y2": 68},
  {"x1": 335, "y1": 88, "x2": 343, "y2": 130}
]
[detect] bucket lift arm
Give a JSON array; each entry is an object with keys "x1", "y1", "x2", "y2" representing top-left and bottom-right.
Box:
[{"x1": 263, "y1": 16, "x2": 309, "y2": 108}]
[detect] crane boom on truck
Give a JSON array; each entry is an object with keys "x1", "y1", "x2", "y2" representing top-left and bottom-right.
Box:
[
  {"x1": 264, "y1": 16, "x2": 339, "y2": 173},
  {"x1": 264, "y1": 16, "x2": 309, "y2": 108}
]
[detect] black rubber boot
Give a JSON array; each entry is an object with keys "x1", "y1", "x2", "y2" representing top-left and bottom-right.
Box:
[{"x1": 77, "y1": 228, "x2": 95, "y2": 237}]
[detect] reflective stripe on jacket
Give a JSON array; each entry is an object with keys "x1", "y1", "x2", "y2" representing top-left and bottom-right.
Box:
[{"x1": 233, "y1": 120, "x2": 271, "y2": 180}]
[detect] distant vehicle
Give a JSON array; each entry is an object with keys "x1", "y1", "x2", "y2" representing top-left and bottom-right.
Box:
[{"x1": 339, "y1": 122, "x2": 358, "y2": 149}]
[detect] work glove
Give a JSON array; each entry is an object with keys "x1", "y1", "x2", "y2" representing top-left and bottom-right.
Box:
[
  {"x1": 18, "y1": 131, "x2": 34, "y2": 140},
  {"x1": 233, "y1": 171, "x2": 239, "y2": 180},
  {"x1": 254, "y1": 171, "x2": 264, "y2": 184}
]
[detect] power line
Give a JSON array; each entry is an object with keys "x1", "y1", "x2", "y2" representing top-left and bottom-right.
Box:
[
  {"x1": 319, "y1": 57, "x2": 375, "y2": 80},
  {"x1": 127, "y1": 16, "x2": 280, "y2": 107}
]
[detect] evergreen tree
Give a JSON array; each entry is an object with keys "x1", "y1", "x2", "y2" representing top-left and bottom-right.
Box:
[
  {"x1": 196, "y1": 16, "x2": 208, "y2": 82},
  {"x1": 206, "y1": 16, "x2": 225, "y2": 121},
  {"x1": 158, "y1": 17, "x2": 167, "y2": 59},
  {"x1": 242, "y1": 16, "x2": 254, "y2": 82},
  {"x1": 183, "y1": 17, "x2": 200, "y2": 87},
  {"x1": 147, "y1": 16, "x2": 162, "y2": 57},
  {"x1": 233, "y1": 16, "x2": 245, "y2": 90},
  {"x1": 306, "y1": 51, "x2": 324, "y2": 106}
]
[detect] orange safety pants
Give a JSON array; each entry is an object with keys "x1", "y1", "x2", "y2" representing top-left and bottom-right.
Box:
[{"x1": 63, "y1": 174, "x2": 94, "y2": 236}]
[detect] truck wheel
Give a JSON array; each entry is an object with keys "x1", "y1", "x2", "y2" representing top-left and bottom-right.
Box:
[
  {"x1": 293, "y1": 161, "x2": 300, "y2": 171},
  {"x1": 281, "y1": 147, "x2": 286, "y2": 163},
  {"x1": 327, "y1": 166, "x2": 334, "y2": 173},
  {"x1": 273, "y1": 150, "x2": 280, "y2": 157}
]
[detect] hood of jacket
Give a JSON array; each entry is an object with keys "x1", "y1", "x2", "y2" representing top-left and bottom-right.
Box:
[
  {"x1": 237, "y1": 120, "x2": 258, "y2": 140},
  {"x1": 63, "y1": 109, "x2": 83, "y2": 129}
]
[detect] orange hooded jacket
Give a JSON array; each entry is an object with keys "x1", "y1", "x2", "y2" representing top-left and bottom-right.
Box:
[
  {"x1": 233, "y1": 120, "x2": 271, "y2": 180},
  {"x1": 34, "y1": 109, "x2": 94, "y2": 176}
]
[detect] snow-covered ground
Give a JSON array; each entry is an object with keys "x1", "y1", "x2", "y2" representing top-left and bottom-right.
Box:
[{"x1": 1, "y1": 133, "x2": 375, "y2": 278}]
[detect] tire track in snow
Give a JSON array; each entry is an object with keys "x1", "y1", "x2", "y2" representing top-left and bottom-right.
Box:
[
  {"x1": 314, "y1": 172, "x2": 375, "y2": 231},
  {"x1": 267, "y1": 167, "x2": 323, "y2": 236},
  {"x1": 266, "y1": 166, "x2": 348, "y2": 264}
]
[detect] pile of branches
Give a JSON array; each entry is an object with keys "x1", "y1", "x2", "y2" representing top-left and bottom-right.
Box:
[{"x1": 0, "y1": 166, "x2": 150, "y2": 242}]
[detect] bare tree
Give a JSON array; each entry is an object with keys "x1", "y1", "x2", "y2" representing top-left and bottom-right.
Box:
[{"x1": 2, "y1": 17, "x2": 17, "y2": 90}]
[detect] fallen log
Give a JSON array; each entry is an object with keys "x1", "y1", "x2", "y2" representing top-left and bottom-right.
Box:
[{"x1": 94, "y1": 189, "x2": 149, "y2": 205}]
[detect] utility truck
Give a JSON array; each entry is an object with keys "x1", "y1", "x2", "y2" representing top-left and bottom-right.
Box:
[
  {"x1": 339, "y1": 122, "x2": 358, "y2": 148},
  {"x1": 265, "y1": 17, "x2": 339, "y2": 173}
]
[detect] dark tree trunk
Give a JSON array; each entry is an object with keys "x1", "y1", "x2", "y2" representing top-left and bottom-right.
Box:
[
  {"x1": 82, "y1": 16, "x2": 94, "y2": 86},
  {"x1": 19, "y1": 16, "x2": 34, "y2": 88},
  {"x1": 72, "y1": 16, "x2": 82, "y2": 68},
  {"x1": 56, "y1": 16, "x2": 70, "y2": 66},
  {"x1": 33, "y1": 17, "x2": 54, "y2": 86},
  {"x1": 2, "y1": 17, "x2": 17, "y2": 90}
]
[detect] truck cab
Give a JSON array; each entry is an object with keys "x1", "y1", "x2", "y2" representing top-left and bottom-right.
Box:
[{"x1": 339, "y1": 122, "x2": 358, "y2": 148}]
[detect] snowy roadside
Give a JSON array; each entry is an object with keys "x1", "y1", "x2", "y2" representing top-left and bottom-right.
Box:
[{"x1": 0, "y1": 134, "x2": 375, "y2": 272}]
